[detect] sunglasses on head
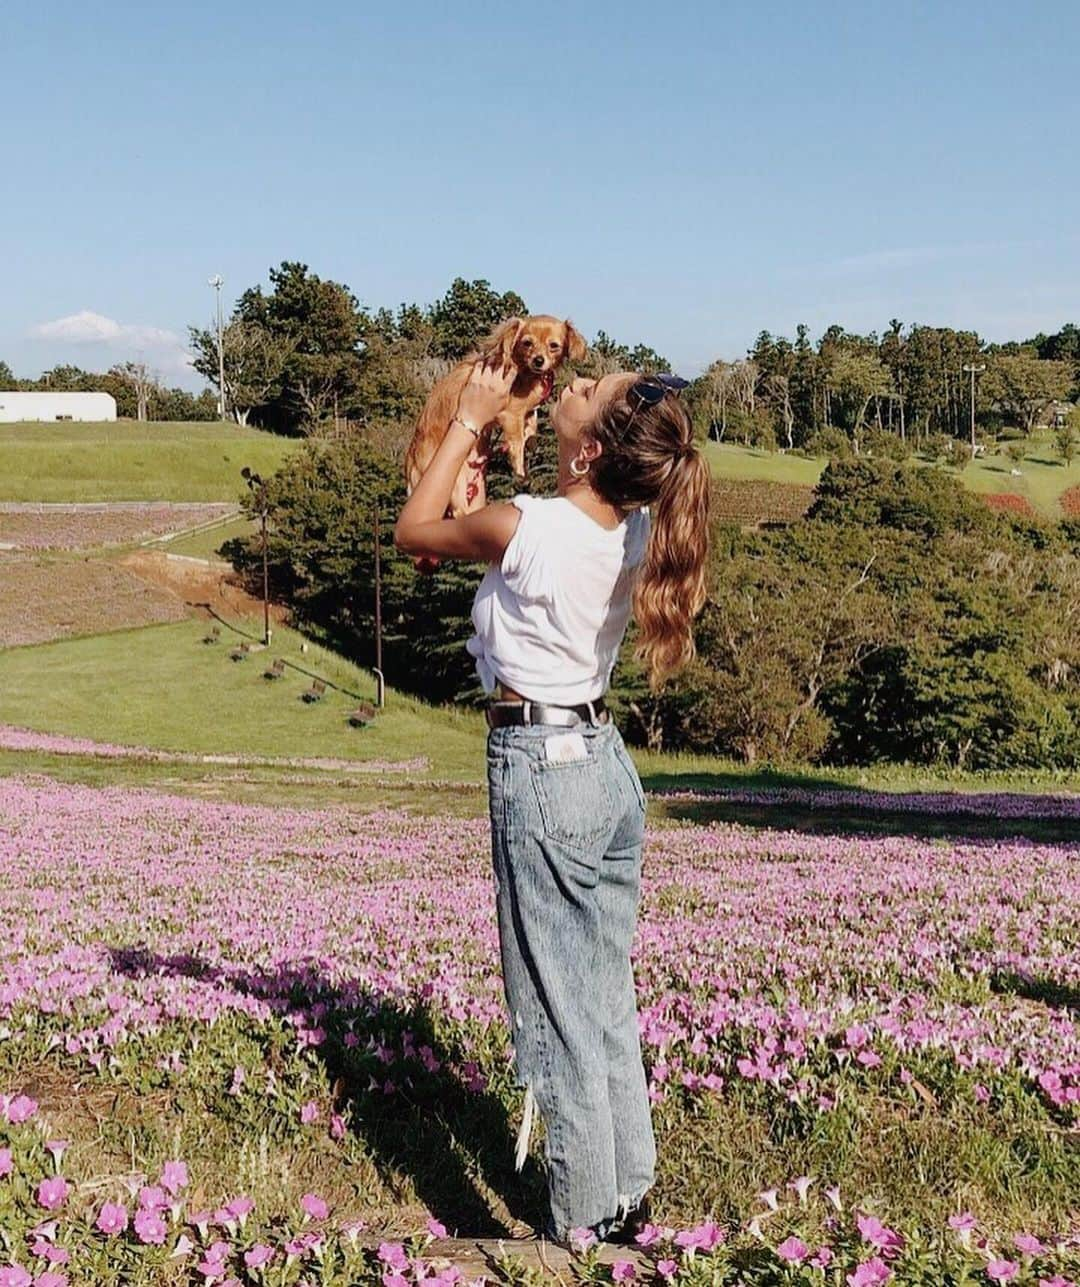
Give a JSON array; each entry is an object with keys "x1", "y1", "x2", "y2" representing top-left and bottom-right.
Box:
[{"x1": 628, "y1": 372, "x2": 690, "y2": 412}]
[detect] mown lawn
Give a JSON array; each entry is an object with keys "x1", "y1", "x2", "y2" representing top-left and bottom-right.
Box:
[{"x1": 0, "y1": 420, "x2": 298, "y2": 502}]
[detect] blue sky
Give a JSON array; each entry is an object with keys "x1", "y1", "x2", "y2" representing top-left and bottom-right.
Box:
[{"x1": 3, "y1": 0, "x2": 1078, "y2": 389}]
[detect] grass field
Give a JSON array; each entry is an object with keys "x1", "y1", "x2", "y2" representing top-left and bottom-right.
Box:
[
  {"x1": 0, "y1": 419, "x2": 298, "y2": 501},
  {"x1": 2, "y1": 615, "x2": 1077, "y2": 816},
  {"x1": 705, "y1": 435, "x2": 1080, "y2": 517}
]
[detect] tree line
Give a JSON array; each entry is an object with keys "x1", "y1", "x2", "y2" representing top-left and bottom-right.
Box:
[
  {"x1": 0, "y1": 359, "x2": 217, "y2": 422},
  {"x1": 702, "y1": 322, "x2": 1079, "y2": 458},
  {"x1": 5, "y1": 259, "x2": 1077, "y2": 459}
]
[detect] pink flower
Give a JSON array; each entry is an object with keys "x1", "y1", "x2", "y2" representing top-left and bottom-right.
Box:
[
  {"x1": 0, "y1": 1270, "x2": 31, "y2": 1287},
  {"x1": 225, "y1": 1196, "x2": 255, "y2": 1226},
  {"x1": 656, "y1": 1260, "x2": 678, "y2": 1280},
  {"x1": 1039, "y1": 1277, "x2": 1076, "y2": 1287},
  {"x1": 673, "y1": 1220, "x2": 725, "y2": 1253},
  {"x1": 1014, "y1": 1234, "x2": 1044, "y2": 1255},
  {"x1": 825, "y1": 1186, "x2": 843, "y2": 1212},
  {"x1": 30, "y1": 1245, "x2": 67, "y2": 1267},
  {"x1": 44, "y1": 1142, "x2": 69, "y2": 1169},
  {"x1": 382, "y1": 1276, "x2": 410, "y2": 1287},
  {"x1": 330, "y1": 1114, "x2": 346, "y2": 1140},
  {"x1": 0, "y1": 1149, "x2": 12, "y2": 1179},
  {"x1": 812, "y1": 1247, "x2": 834, "y2": 1269},
  {"x1": 243, "y1": 1246, "x2": 274, "y2": 1269},
  {"x1": 5, "y1": 1095, "x2": 38, "y2": 1124},
  {"x1": 568, "y1": 1229, "x2": 597, "y2": 1252},
  {"x1": 856, "y1": 1215, "x2": 904, "y2": 1256},
  {"x1": 634, "y1": 1224, "x2": 663, "y2": 1247},
  {"x1": 138, "y1": 1185, "x2": 167, "y2": 1210},
  {"x1": 36, "y1": 1178, "x2": 69, "y2": 1211},
  {"x1": 96, "y1": 1202, "x2": 128, "y2": 1235},
  {"x1": 34, "y1": 1274, "x2": 68, "y2": 1287},
  {"x1": 160, "y1": 1160, "x2": 189, "y2": 1195},
  {"x1": 987, "y1": 1262, "x2": 1020, "y2": 1284},
  {"x1": 846, "y1": 1257, "x2": 892, "y2": 1287},
  {"x1": 611, "y1": 1262, "x2": 636, "y2": 1282},
  {"x1": 188, "y1": 1211, "x2": 212, "y2": 1238},
  {"x1": 300, "y1": 1101, "x2": 319, "y2": 1125},
  {"x1": 777, "y1": 1237, "x2": 809, "y2": 1263},
  {"x1": 378, "y1": 1243, "x2": 410, "y2": 1272},
  {"x1": 789, "y1": 1175, "x2": 813, "y2": 1204},
  {"x1": 427, "y1": 1218, "x2": 448, "y2": 1239},
  {"x1": 300, "y1": 1193, "x2": 328, "y2": 1221},
  {"x1": 133, "y1": 1207, "x2": 168, "y2": 1245},
  {"x1": 949, "y1": 1213, "x2": 978, "y2": 1231}
]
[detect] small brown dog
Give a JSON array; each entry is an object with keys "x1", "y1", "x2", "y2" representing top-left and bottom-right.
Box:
[{"x1": 405, "y1": 315, "x2": 586, "y2": 528}]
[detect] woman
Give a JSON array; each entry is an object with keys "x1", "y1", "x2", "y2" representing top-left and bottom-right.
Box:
[{"x1": 395, "y1": 362, "x2": 710, "y2": 1244}]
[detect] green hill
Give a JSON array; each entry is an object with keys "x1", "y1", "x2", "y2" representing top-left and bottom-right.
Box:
[{"x1": 0, "y1": 420, "x2": 298, "y2": 502}]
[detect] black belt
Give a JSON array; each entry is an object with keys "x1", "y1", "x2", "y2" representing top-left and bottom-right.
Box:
[{"x1": 486, "y1": 697, "x2": 609, "y2": 729}]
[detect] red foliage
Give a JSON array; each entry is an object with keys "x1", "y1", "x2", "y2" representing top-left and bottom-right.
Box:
[
  {"x1": 1060, "y1": 485, "x2": 1080, "y2": 518},
  {"x1": 983, "y1": 492, "x2": 1036, "y2": 517}
]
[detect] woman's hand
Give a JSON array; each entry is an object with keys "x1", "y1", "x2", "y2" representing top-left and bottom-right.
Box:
[{"x1": 455, "y1": 360, "x2": 517, "y2": 431}]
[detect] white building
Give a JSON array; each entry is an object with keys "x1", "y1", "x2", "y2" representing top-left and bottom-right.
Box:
[{"x1": 0, "y1": 391, "x2": 118, "y2": 423}]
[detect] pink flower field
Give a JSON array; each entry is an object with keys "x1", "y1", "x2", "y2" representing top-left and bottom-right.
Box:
[
  {"x1": 0, "y1": 503, "x2": 237, "y2": 552},
  {"x1": 1, "y1": 773, "x2": 1078, "y2": 1284}
]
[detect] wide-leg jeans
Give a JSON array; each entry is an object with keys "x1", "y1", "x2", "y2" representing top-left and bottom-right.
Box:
[{"x1": 486, "y1": 718, "x2": 656, "y2": 1240}]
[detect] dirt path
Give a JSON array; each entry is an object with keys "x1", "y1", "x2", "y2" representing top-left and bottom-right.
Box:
[{"x1": 117, "y1": 548, "x2": 290, "y2": 624}]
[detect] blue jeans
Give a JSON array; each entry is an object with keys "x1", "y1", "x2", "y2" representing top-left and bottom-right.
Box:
[{"x1": 486, "y1": 719, "x2": 656, "y2": 1240}]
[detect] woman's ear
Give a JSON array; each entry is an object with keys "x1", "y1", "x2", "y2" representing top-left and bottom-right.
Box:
[
  {"x1": 580, "y1": 432, "x2": 603, "y2": 463},
  {"x1": 564, "y1": 321, "x2": 587, "y2": 362},
  {"x1": 482, "y1": 317, "x2": 523, "y2": 370}
]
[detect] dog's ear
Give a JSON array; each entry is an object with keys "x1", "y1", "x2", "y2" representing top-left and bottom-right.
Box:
[
  {"x1": 564, "y1": 320, "x2": 587, "y2": 363},
  {"x1": 482, "y1": 317, "x2": 523, "y2": 370}
]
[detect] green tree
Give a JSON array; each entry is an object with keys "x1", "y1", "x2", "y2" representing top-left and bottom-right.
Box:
[
  {"x1": 0, "y1": 361, "x2": 17, "y2": 389},
  {"x1": 985, "y1": 352, "x2": 1073, "y2": 433},
  {"x1": 1055, "y1": 411, "x2": 1078, "y2": 465},
  {"x1": 235, "y1": 262, "x2": 366, "y2": 432},
  {"x1": 188, "y1": 319, "x2": 296, "y2": 425},
  {"x1": 427, "y1": 278, "x2": 527, "y2": 359}
]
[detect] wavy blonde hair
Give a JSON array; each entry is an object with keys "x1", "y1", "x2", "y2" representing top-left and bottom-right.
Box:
[{"x1": 586, "y1": 379, "x2": 710, "y2": 690}]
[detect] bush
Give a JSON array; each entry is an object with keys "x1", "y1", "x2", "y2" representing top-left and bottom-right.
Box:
[
  {"x1": 804, "y1": 426, "x2": 854, "y2": 459},
  {"x1": 862, "y1": 427, "x2": 912, "y2": 462}
]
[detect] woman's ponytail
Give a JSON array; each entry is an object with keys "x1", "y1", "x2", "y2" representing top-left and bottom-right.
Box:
[
  {"x1": 589, "y1": 383, "x2": 711, "y2": 692},
  {"x1": 632, "y1": 446, "x2": 710, "y2": 690}
]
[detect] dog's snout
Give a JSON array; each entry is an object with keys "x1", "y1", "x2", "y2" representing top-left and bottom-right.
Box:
[{"x1": 531, "y1": 355, "x2": 546, "y2": 371}]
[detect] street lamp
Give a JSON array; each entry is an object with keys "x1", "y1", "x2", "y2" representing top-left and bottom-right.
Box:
[
  {"x1": 962, "y1": 363, "x2": 986, "y2": 455},
  {"x1": 241, "y1": 467, "x2": 271, "y2": 647},
  {"x1": 208, "y1": 274, "x2": 226, "y2": 422}
]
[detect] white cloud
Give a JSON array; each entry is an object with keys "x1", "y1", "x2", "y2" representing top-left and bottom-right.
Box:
[
  {"x1": 28, "y1": 310, "x2": 194, "y2": 377},
  {"x1": 31, "y1": 310, "x2": 125, "y2": 342}
]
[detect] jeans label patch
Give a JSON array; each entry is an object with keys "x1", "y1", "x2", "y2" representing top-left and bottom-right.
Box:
[{"x1": 544, "y1": 732, "x2": 588, "y2": 763}]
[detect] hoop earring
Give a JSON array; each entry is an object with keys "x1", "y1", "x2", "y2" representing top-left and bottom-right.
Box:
[{"x1": 569, "y1": 457, "x2": 590, "y2": 478}]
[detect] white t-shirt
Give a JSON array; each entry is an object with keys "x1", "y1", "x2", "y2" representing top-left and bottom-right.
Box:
[{"x1": 466, "y1": 493, "x2": 651, "y2": 705}]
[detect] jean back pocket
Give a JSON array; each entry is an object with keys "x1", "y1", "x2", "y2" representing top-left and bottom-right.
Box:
[{"x1": 530, "y1": 749, "x2": 615, "y2": 852}]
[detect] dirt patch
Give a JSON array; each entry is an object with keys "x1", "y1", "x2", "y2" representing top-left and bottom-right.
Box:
[
  {"x1": 0, "y1": 553, "x2": 190, "y2": 646},
  {"x1": 117, "y1": 549, "x2": 290, "y2": 625}
]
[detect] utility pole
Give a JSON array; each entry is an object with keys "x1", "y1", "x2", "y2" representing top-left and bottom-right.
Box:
[
  {"x1": 962, "y1": 363, "x2": 986, "y2": 455},
  {"x1": 373, "y1": 509, "x2": 385, "y2": 708},
  {"x1": 209, "y1": 275, "x2": 226, "y2": 422}
]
